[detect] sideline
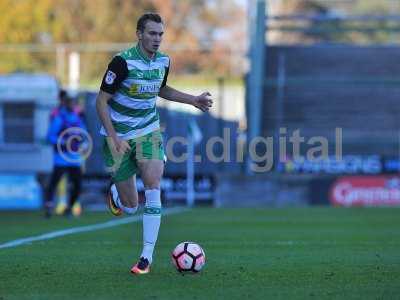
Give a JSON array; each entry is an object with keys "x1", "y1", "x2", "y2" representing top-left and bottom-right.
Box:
[{"x1": 0, "y1": 207, "x2": 188, "y2": 250}]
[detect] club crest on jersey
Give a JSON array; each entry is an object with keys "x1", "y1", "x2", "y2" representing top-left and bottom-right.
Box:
[{"x1": 105, "y1": 70, "x2": 116, "y2": 85}]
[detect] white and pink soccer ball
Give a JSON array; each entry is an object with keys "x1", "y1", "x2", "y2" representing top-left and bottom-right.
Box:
[{"x1": 171, "y1": 242, "x2": 206, "y2": 273}]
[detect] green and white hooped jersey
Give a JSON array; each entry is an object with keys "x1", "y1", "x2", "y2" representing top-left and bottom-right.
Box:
[{"x1": 100, "y1": 44, "x2": 170, "y2": 140}]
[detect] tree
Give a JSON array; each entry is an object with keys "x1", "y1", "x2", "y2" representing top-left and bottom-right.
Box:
[{"x1": 0, "y1": 0, "x2": 247, "y2": 81}]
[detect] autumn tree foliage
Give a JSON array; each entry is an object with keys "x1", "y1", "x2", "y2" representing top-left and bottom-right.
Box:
[{"x1": 0, "y1": 0, "x2": 246, "y2": 80}]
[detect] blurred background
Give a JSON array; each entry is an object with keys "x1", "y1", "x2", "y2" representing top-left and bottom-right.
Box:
[{"x1": 0, "y1": 0, "x2": 399, "y2": 211}]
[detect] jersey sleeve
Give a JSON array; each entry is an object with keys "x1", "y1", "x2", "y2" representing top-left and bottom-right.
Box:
[
  {"x1": 100, "y1": 56, "x2": 128, "y2": 94},
  {"x1": 161, "y1": 66, "x2": 169, "y2": 88},
  {"x1": 161, "y1": 57, "x2": 170, "y2": 88}
]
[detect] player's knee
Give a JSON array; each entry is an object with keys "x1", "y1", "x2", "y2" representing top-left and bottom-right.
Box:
[
  {"x1": 145, "y1": 174, "x2": 162, "y2": 190},
  {"x1": 141, "y1": 168, "x2": 163, "y2": 190}
]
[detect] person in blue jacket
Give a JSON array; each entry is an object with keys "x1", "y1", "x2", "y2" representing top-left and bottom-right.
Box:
[{"x1": 44, "y1": 89, "x2": 86, "y2": 218}]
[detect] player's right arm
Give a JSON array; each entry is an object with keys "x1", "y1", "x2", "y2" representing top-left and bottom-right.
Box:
[{"x1": 96, "y1": 56, "x2": 131, "y2": 154}]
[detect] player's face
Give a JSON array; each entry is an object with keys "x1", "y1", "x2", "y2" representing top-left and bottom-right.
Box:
[{"x1": 137, "y1": 21, "x2": 164, "y2": 57}]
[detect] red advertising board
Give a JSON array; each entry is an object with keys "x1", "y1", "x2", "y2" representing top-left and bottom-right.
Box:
[{"x1": 330, "y1": 176, "x2": 400, "y2": 207}]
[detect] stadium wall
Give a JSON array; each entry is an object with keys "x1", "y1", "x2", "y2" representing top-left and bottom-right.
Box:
[
  {"x1": 215, "y1": 173, "x2": 400, "y2": 207},
  {"x1": 262, "y1": 45, "x2": 400, "y2": 158}
]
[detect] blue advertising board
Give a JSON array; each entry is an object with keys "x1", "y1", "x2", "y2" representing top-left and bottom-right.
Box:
[{"x1": 0, "y1": 174, "x2": 41, "y2": 210}]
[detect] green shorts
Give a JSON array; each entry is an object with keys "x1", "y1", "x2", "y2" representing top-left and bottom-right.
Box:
[{"x1": 102, "y1": 130, "x2": 164, "y2": 182}]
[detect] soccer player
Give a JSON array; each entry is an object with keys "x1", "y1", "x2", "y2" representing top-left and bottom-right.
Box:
[{"x1": 96, "y1": 13, "x2": 213, "y2": 274}]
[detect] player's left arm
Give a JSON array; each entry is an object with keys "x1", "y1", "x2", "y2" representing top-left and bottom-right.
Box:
[
  {"x1": 159, "y1": 85, "x2": 213, "y2": 112},
  {"x1": 158, "y1": 62, "x2": 213, "y2": 112}
]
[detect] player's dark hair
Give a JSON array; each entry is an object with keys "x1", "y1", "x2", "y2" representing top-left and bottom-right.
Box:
[{"x1": 136, "y1": 13, "x2": 163, "y2": 32}]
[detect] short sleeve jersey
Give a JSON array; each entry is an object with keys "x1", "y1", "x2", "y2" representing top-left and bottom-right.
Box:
[{"x1": 99, "y1": 44, "x2": 170, "y2": 139}]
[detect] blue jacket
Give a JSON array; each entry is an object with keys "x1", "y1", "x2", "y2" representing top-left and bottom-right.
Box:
[{"x1": 47, "y1": 106, "x2": 86, "y2": 167}]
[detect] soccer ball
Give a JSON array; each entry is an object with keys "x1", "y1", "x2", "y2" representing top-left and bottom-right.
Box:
[{"x1": 171, "y1": 242, "x2": 206, "y2": 273}]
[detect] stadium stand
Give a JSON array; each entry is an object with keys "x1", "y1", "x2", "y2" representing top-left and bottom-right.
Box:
[{"x1": 263, "y1": 45, "x2": 400, "y2": 156}]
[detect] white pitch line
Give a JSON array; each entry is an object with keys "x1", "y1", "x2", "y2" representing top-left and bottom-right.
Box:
[{"x1": 0, "y1": 207, "x2": 188, "y2": 250}]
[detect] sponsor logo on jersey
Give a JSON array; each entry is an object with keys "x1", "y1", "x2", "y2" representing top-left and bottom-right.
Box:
[
  {"x1": 134, "y1": 70, "x2": 144, "y2": 79},
  {"x1": 129, "y1": 84, "x2": 139, "y2": 94},
  {"x1": 130, "y1": 68, "x2": 165, "y2": 80},
  {"x1": 105, "y1": 70, "x2": 116, "y2": 85},
  {"x1": 139, "y1": 84, "x2": 160, "y2": 93},
  {"x1": 129, "y1": 83, "x2": 160, "y2": 95}
]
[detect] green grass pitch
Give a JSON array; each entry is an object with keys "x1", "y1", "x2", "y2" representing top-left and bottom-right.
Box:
[{"x1": 0, "y1": 207, "x2": 399, "y2": 299}]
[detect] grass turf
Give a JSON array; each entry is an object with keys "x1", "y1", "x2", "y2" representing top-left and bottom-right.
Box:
[{"x1": 0, "y1": 207, "x2": 399, "y2": 299}]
